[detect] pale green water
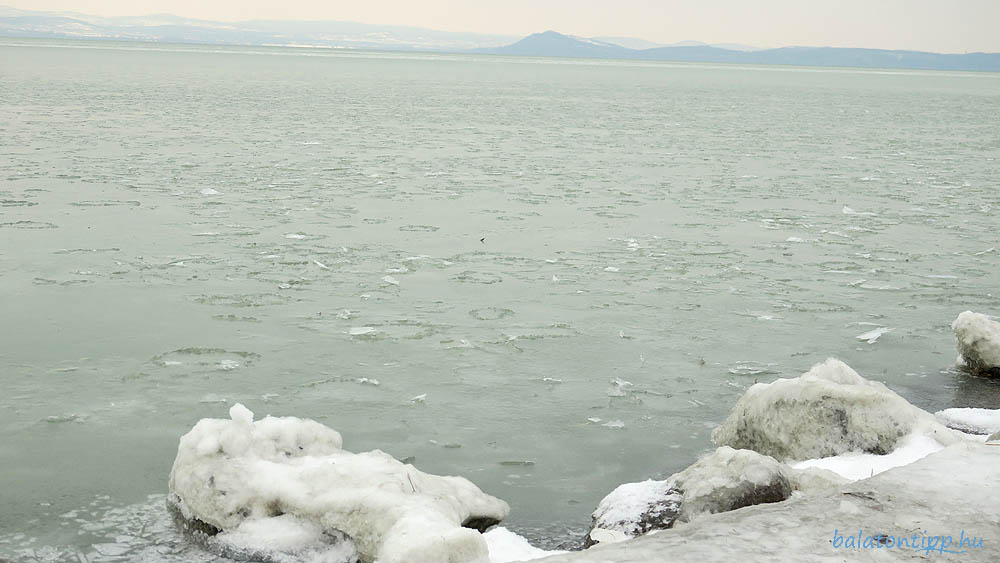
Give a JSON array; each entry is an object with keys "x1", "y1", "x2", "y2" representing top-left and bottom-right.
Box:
[{"x1": 1, "y1": 38, "x2": 999, "y2": 560}]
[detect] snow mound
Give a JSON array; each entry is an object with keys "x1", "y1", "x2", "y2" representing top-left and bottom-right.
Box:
[
  {"x1": 711, "y1": 358, "x2": 961, "y2": 460},
  {"x1": 168, "y1": 404, "x2": 510, "y2": 563},
  {"x1": 952, "y1": 311, "x2": 1000, "y2": 376}
]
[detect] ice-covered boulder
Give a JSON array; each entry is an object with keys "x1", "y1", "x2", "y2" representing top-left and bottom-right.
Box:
[
  {"x1": 671, "y1": 447, "x2": 792, "y2": 521},
  {"x1": 585, "y1": 479, "x2": 682, "y2": 547},
  {"x1": 711, "y1": 358, "x2": 961, "y2": 461},
  {"x1": 168, "y1": 404, "x2": 509, "y2": 563},
  {"x1": 585, "y1": 447, "x2": 796, "y2": 547},
  {"x1": 953, "y1": 311, "x2": 1000, "y2": 376}
]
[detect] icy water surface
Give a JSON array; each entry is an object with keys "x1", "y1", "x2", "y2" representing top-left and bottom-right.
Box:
[{"x1": 1, "y1": 38, "x2": 999, "y2": 559}]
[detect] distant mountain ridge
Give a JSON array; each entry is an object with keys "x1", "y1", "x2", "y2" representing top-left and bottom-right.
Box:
[
  {"x1": 2, "y1": 6, "x2": 999, "y2": 72},
  {"x1": 0, "y1": 5, "x2": 518, "y2": 50},
  {"x1": 481, "y1": 31, "x2": 1000, "y2": 72},
  {"x1": 594, "y1": 36, "x2": 762, "y2": 52}
]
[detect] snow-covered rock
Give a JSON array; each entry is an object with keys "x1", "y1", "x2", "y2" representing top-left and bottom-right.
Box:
[
  {"x1": 586, "y1": 447, "x2": 795, "y2": 547},
  {"x1": 168, "y1": 404, "x2": 509, "y2": 563},
  {"x1": 671, "y1": 447, "x2": 792, "y2": 522},
  {"x1": 711, "y1": 358, "x2": 961, "y2": 460},
  {"x1": 586, "y1": 479, "x2": 682, "y2": 547},
  {"x1": 537, "y1": 441, "x2": 1000, "y2": 563},
  {"x1": 953, "y1": 311, "x2": 1000, "y2": 376}
]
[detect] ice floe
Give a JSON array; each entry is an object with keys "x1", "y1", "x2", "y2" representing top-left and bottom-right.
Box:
[{"x1": 855, "y1": 326, "x2": 892, "y2": 344}]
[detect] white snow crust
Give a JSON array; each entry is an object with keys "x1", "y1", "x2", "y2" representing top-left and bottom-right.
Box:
[
  {"x1": 791, "y1": 431, "x2": 946, "y2": 481},
  {"x1": 935, "y1": 407, "x2": 1000, "y2": 435}
]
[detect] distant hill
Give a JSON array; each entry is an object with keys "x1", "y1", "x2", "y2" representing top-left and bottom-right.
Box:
[
  {"x1": 2, "y1": 6, "x2": 998, "y2": 72},
  {"x1": 490, "y1": 30, "x2": 632, "y2": 58},
  {"x1": 482, "y1": 31, "x2": 1000, "y2": 72}
]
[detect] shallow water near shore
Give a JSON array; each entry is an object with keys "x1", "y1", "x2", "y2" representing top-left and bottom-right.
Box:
[{"x1": 1, "y1": 38, "x2": 999, "y2": 559}]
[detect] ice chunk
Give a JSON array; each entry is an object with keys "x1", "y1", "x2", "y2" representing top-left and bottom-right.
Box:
[
  {"x1": 212, "y1": 514, "x2": 358, "y2": 563},
  {"x1": 855, "y1": 327, "x2": 892, "y2": 344},
  {"x1": 841, "y1": 205, "x2": 875, "y2": 216},
  {"x1": 952, "y1": 311, "x2": 1000, "y2": 376},
  {"x1": 168, "y1": 404, "x2": 509, "y2": 563},
  {"x1": 711, "y1": 358, "x2": 961, "y2": 460},
  {"x1": 607, "y1": 378, "x2": 633, "y2": 397}
]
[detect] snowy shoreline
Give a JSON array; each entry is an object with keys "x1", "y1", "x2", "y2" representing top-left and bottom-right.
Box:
[
  {"x1": 162, "y1": 311, "x2": 1000, "y2": 563},
  {"x1": 536, "y1": 440, "x2": 1000, "y2": 562}
]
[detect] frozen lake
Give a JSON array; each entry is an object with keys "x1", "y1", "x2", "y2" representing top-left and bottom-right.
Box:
[{"x1": 1, "y1": 38, "x2": 999, "y2": 559}]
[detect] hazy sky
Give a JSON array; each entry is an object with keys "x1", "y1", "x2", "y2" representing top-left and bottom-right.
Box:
[{"x1": 8, "y1": 0, "x2": 1000, "y2": 53}]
